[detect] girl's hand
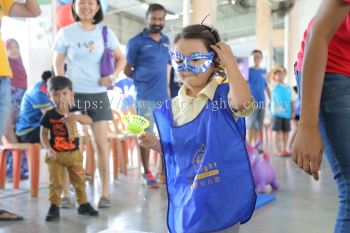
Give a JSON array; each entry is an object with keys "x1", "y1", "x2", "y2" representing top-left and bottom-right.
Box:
[
  {"x1": 98, "y1": 76, "x2": 113, "y2": 87},
  {"x1": 292, "y1": 124, "x2": 323, "y2": 181},
  {"x1": 47, "y1": 148, "x2": 57, "y2": 160},
  {"x1": 137, "y1": 132, "x2": 157, "y2": 150},
  {"x1": 210, "y1": 42, "x2": 236, "y2": 68}
]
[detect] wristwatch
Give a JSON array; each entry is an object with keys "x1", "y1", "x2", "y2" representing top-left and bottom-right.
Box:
[{"x1": 109, "y1": 74, "x2": 117, "y2": 83}]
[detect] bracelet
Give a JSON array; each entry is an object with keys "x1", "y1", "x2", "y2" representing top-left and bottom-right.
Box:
[{"x1": 109, "y1": 74, "x2": 117, "y2": 83}]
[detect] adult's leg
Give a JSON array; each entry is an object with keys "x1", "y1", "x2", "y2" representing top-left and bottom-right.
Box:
[
  {"x1": 0, "y1": 78, "x2": 22, "y2": 221},
  {"x1": 91, "y1": 121, "x2": 110, "y2": 198},
  {"x1": 0, "y1": 78, "x2": 11, "y2": 142},
  {"x1": 318, "y1": 74, "x2": 350, "y2": 233}
]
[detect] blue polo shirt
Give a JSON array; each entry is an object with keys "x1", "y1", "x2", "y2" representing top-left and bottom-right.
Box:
[
  {"x1": 16, "y1": 81, "x2": 52, "y2": 136},
  {"x1": 126, "y1": 30, "x2": 170, "y2": 101},
  {"x1": 247, "y1": 67, "x2": 267, "y2": 104}
]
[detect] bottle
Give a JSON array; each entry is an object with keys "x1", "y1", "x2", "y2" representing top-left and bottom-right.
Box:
[{"x1": 65, "y1": 111, "x2": 81, "y2": 139}]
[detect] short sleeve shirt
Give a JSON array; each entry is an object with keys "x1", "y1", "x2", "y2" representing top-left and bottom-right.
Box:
[
  {"x1": 0, "y1": 0, "x2": 15, "y2": 77},
  {"x1": 40, "y1": 108, "x2": 81, "y2": 152},
  {"x1": 126, "y1": 31, "x2": 170, "y2": 101},
  {"x1": 297, "y1": 0, "x2": 350, "y2": 76},
  {"x1": 247, "y1": 67, "x2": 267, "y2": 103},
  {"x1": 53, "y1": 23, "x2": 120, "y2": 93},
  {"x1": 16, "y1": 81, "x2": 52, "y2": 135}
]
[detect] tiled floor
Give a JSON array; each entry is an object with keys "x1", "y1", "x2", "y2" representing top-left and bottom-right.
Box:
[{"x1": 0, "y1": 153, "x2": 338, "y2": 233}]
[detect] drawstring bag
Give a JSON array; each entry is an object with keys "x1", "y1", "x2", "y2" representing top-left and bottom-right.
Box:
[{"x1": 101, "y1": 26, "x2": 115, "y2": 77}]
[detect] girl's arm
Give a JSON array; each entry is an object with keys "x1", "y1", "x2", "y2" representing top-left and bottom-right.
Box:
[
  {"x1": 210, "y1": 42, "x2": 251, "y2": 110},
  {"x1": 137, "y1": 132, "x2": 162, "y2": 154},
  {"x1": 292, "y1": 0, "x2": 350, "y2": 180}
]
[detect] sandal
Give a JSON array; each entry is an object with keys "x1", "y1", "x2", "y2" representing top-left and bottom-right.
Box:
[
  {"x1": 0, "y1": 210, "x2": 24, "y2": 221},
  {"x1": 274, "y1": 151, "x2": 285, "y2": 157}
]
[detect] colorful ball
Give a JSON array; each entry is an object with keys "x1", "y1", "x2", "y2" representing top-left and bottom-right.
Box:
[{"x1": 56, "y1": 4, "x2": 74, "y2": 29}]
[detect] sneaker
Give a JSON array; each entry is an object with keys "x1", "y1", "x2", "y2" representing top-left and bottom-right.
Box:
[
  {"x1": 156, "y1": 173, "x2": 166, "y2": 184},
  {"x1": 78, "y1": 203, "x2": 99, "y2": 216},
  {"x1": 45, "y1": 204, "x2": 60, "y2": 221},
  {"x1": 98, "y1": 196, "x2": 112, "y2": 208},
  {"x1": 142, "y1": 173, "x2": 159, "y2": 188},
  {"x1": 60, "y1": 197, "x2": 73, "y2": 209}
]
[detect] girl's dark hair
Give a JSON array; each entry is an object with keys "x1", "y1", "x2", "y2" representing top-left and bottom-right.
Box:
[
  {"x1": 71, "y1": 0, "x2": 103, "y2": 24},
  {"x1": 174, "y1": 24, "x2": 226, "y2": 79},
  {"x1": 48, "y1": 76, "x2": 73, "y2": 92},
  {"x1": 41, "y1": 70, "x2": 53, "y2": 82}
]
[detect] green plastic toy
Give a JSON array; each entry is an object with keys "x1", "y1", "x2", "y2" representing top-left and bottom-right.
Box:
[{"x1": 122, "y1": 114, "x2": 150, "y2": 134}]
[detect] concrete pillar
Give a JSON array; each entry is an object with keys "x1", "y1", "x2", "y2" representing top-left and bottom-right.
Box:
[
  {"x1": 285, "y1": 0, "x2": 301, "y2": 84},
  {"x1": 256, "y1": 0, "x2": 272, "y2": 68},
  {"x1": 183, "y1": 0, "x2": 191, "y2": 26},
  {"x1": 191, "y1": 0, "x2": 216, "y2": 25}
]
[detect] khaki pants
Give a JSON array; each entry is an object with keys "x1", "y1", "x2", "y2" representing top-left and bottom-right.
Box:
[{"x1": 45, "y1": 150, "x2": 87, "y2": 205}]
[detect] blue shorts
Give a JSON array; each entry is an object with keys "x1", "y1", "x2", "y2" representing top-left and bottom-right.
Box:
[{"x1": 245, "y1": 107, "x2": 265, "y2": 130}]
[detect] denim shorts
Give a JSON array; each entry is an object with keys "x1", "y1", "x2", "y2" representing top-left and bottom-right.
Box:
[
  {"x1": 0, "y1": 77, "x2": 11, "y2": 138},
  {"x1": 245, "y1": 107, "x2": 265, "y2": 130},
  {"x1": 295, "y1": 71, "x2": 350, "y2": 233}
]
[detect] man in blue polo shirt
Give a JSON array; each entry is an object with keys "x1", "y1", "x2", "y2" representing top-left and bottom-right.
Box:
[
  {"x1": 124, "y1": 3, "x2": 170, "y2": 188},
  {"x1": 16, "y1": 71, "x2": 53, "y2": 143}
]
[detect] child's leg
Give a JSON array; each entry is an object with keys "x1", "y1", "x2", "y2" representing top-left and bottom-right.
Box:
[
  {"x1": 62, "y1": 169, "x2": 70, "y2": 198},
  {"x1": 283, "y1": 132, "x2": 290, "y2": 151},
  {"x1": 275, "y1": 131, "x2": 283, "y2": 153},
  {"x1": 271, "y1": 116, "x2": 283, "y2": 153},
  {"x1": 287, "y1": 119, "x2": 298, "y2": 151},
  {"x1": 67, "y1": 150, "x2": 87, "y2": 205},
  {"x1": 282, "y1": 118, "x2": 292, "y2": 152},
  {"x1": 45, "y1": 155, "x2": 65, "y2": 206}
]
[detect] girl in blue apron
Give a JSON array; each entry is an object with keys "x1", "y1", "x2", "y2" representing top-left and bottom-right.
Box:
[{"x1": 138, "y1": 24, "x2": 256, "y2": 233}]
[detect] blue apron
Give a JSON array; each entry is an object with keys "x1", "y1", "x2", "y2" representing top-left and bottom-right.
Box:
[{"x1": 154, "y1": 84, "x2": 256, "y2": 233}]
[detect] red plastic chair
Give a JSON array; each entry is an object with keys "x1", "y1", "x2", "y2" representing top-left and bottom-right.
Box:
[{"x1": 0, "y1": 143, "x2": 41, "y2": 197}]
